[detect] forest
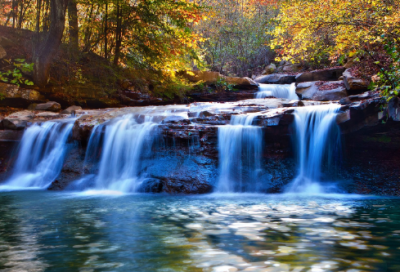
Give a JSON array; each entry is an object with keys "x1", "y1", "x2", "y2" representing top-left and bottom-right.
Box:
[{"x1": 0, "y1": 0, "x2": 397, "y2": 106}]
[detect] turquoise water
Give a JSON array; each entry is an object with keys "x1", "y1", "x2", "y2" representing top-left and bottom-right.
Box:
[{"x1": 0, "y1": 191, "x2": 399, "y2": 271}]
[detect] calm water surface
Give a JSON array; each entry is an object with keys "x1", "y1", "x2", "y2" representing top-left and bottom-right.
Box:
[{"x1": 0, "y1": 191, "x2": 399, "y2": 272}]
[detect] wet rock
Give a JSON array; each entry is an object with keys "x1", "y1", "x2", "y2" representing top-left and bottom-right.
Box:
[
  {"x1": 255, "y1": 74, "x2": 296, "y2": 85},
  {"x1": 336, "y1": 110, "x2": 351, "y2": 124},
  {"x1": 0, "y1": 130, "x2": 24, "y2": 141},
  {"x1": 297, "y1": 81, "x2": 347, "y2": 101},
  {"x1": 388, "y1": 96, "x2": 400, "y2": 121},
  {"x1": 138, "y1": 178, "x2": 164, "y2": 193},
  {"x1": 295, "y1": 82, "x2": 319, "y2": 99},
  {"x1": 343, "y1": 69, "x2": 369, "y2": 94},
  {"x1": 312, "y1": 81, "x2": 348, "y2": 101},
  {"x1": 255, "y1": 74, "x2": 296, "y2": 84},
  {"x1": 61, "y1": 105, "x2": 82, "y2": 115},
  {"x1": 340, "y1": 97, "x2": 352, "y2": 105},
  {"x1": 295, "y1": 67, "x2": 345, "y2": 83},
  {"x1": 1, "y1": 110, "x2": 35, "y2": 130},
  {"x1": 34, "y1": 101, "x2": 61, "y2": 112}
]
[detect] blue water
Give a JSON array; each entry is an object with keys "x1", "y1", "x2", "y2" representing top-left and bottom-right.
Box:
[{"x1": 0, "y1": 191, "x2": 399, "y2": 271}]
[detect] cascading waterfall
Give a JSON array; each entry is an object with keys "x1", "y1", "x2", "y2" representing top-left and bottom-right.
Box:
[
  {"x1": 75, "y1": 114, "x2": 159, "y2": 192},
  {"x1": 0, "y1": 120, "x2": 74, "y2": 190},
  {"x1": 257, "y1": 83, "x2": 299, "y2": 100},
  {"x1": 286, "y1": 104, "x2": 342, "y2": 194},
  {"x1": 217, "y1": 114, "x2": 262, "y2": 192}
]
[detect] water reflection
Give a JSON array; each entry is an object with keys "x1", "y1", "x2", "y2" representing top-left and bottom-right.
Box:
[{"x1": 0, "y1": 192, "x2": 399, "y2": 271}]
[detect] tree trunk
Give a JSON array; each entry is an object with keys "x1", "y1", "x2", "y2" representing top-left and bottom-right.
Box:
[
  {"x1": 67, "y1": 0, "x2": 79, "y2": 59},
  {"x1": 104, "y1": 1, "x2": 108, "y2": 60},
  {"x1": 113, "y1": 0, "x2": 122, "y2": 66},
  {"x1": 33, "y1": 0, "x2": 69, "y2": 87}
]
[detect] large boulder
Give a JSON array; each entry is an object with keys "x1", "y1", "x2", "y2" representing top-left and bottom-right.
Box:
[
  {"x1": 34, "y1": 101, "x2": 61, "y2": 112},
  {"x1": 343, "y1": 69, "x2": 369, "y2": 94},
  {"x1": 262, "y1": 63, "x2": 277, "y2": 75},
  {"x1": 1, "y1": 110, "x2": 35, "y2": 130},
  {"x1": 0, "y1": 83, "x2": 44, "y2": 107},
  {"x1": 295, "y1": 67, "x2": 346, "y2": 83},
  {"x1": 183, "y1": 71, "x2": 222, "y2": 84},
  {"x1": 295, "y1": 82, "x2": 319, "y2": 99},
  {"x1": 296, "y1": 81, "x2": 348, "y2": 101},
  {"x1": 225, "y1": 76, "x2": 259, "y2": 89},
  {"x1": 255, "y1": 74, "x2": 296, "y2": 84}
]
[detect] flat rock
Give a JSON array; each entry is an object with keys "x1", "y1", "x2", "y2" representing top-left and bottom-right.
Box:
[
  {"x1": 296, "y1": 67, "x2": 346, "y2": 83},
  {"x1": 296, "y1": 81, "x2": 347, "y2": 101},
  {"x1": 1, "y1": 110, "x2": 35, "y2": 130},
  {"x1": 255, "y1": 74, "x2": 296, "y2": 84}
]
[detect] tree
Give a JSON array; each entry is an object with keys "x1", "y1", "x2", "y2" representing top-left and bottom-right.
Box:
[
  {"x1": 269, "y1": 0, "x2": 400, "y2": 66},
  {"x1": 33, "y1": 0, "x2": 68, "y2": 87}
]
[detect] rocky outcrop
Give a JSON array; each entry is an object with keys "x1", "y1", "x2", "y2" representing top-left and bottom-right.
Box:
[
  {"x1": 1, "y1": 110, "x2": 35, "y2": 130},
  {"x1": 295, "y1": 67, "x2": 346, "y2": 83},
  {"x1": 255, "y1": 74, "x2": 296, "y2": 84},
  {"x1": 343, "y1": 69, "x2": 370, "y2": 94},
  {"x1": 0, "y1": 83, "x2": 45, "y2": 108}
]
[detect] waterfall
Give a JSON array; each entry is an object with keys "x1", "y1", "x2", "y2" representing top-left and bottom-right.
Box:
[
  {"x1": 257, "y1": 83, "x2": 298, "y2": 100},
  {"x1": 286, "y1": 104, "x2": 341, "y2": 194},
  {"x1": 0, "y1": 120, "x2": 74, "y2": 190},
  {"x1": 217, "y1": 114, "x2": 262, "y2": 192},
  {"x1": 74, "y1": 114, "x2": 159, "y2": 192}
]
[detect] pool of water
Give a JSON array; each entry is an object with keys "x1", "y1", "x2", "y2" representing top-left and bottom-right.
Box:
[{"x1": 0, "y1": 191, "x2": 399, "y2": 271}]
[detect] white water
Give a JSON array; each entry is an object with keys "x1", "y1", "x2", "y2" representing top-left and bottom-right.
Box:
[
  {"x1": 217, "y1": 114, "x2": 262, "y2": 192},
  {"x1": 80, "y1": 115, "x2": 159, "y2": 192},
  {"x1": 257, "y1": 83, "x2": 299, "y2": 100},
  {"x1": 286, "y1": 104, "x2": 341, "y2": 194},
  {"x1": 0, "y1": 120, "x2": 74, "y2": 190}
]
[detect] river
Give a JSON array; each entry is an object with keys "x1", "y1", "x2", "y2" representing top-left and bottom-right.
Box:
[{"x1": 0, "y1": 191, "x2": 399, "y2": 271}]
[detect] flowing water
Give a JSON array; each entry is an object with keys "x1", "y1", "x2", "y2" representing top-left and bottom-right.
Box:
[
  {"x1": 217, "y1": 115, "x2": 262, "y2": 193},
  {"x1": 0, "y1": 191, "x2": 399, "y2": 272},
  {"x1": 286, "y1": 105, "x2": 342, "y2": 194},
  {"x1": 257, "y1": 84, "x2": 299, "y2": 100},
  {"x1": 0, "y1": 120, "x2": 74, "y2": 191}
]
